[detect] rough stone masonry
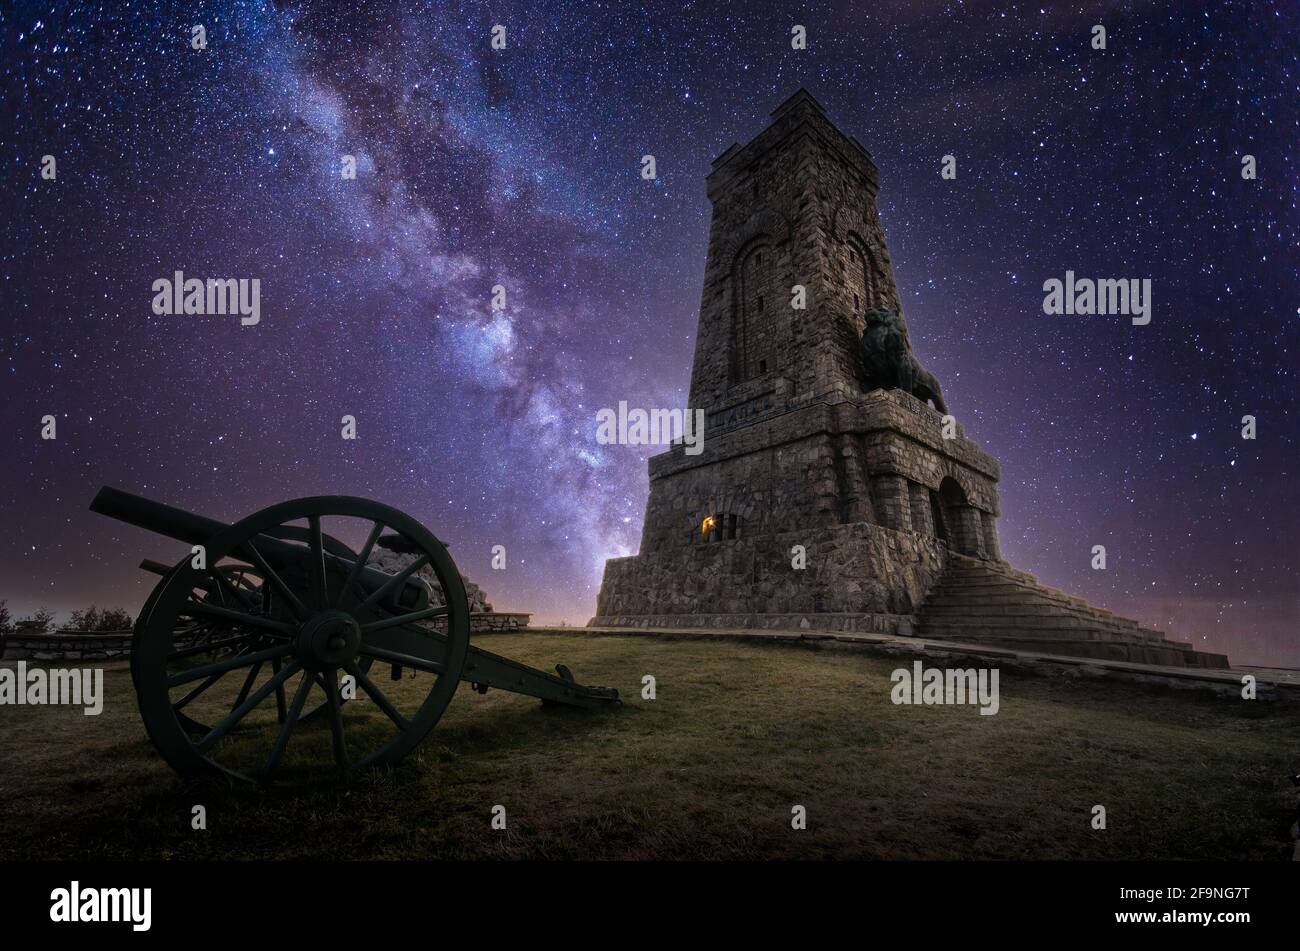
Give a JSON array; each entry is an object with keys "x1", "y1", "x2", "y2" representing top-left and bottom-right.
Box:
[{"x1": 590, "y1": 90, "x2": 1228, "y2": 670}]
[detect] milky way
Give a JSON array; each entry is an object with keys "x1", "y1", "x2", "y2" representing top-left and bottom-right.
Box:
[{"x1": 2, "y1": 1, "x2": 1296, "y2": 665}]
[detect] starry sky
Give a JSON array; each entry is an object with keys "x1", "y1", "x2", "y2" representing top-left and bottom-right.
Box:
[{"x1": 2, "y1": 1, "x2": 1296, "y2": 666}]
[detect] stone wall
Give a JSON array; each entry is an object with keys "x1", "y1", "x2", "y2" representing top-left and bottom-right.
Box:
[
  {"x1": 1, "y1": 631, "x2": 134, "y2": 661},
  {"x1": 468, "y1": 613, "x2": 531, "y2": 632},
  {"x1": 595, "y1": 521, "x2": 948, "y2": 622},
  {"x1": 638, "y1": 388, "x2": 1001, "y2": 557},
  {"x1": 0, "y1": 613, "x2": 532, "y2": 661},
  {"x1": 589, "y1": 612, "x2": 916, "y2": 637}
]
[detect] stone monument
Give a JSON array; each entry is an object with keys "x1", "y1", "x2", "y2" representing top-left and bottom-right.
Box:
[{"x1": 591, "y1": 90, "x2": 1227, "y2": 669}]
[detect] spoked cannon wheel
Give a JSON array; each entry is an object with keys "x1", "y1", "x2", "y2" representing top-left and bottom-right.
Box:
[
  {"x1": 152, "y1": 552, "x2": 375, "y2": 733},
  {"x1": 131, "y1": 497, "x2": 470, "y2": 786}
]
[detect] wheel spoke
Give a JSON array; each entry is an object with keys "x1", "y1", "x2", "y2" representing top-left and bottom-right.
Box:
[
  {"x1": 271, "y1": 655, "x2": 288, "y2": 724},
  {"x1": 211, "y1": 566, "x2": 257, "y2": 610},
  {"x1": 262, "y1": 670, "x2": 315, "y2": 783},
  {"x1": 334, "y1": 521, "x2": 384, "y2": 609},
  {"x1": 345, "y1": 661, "x2": 410, "y2": 731},
  {"x1": 237, "y1": 542, "x2": 309, "y2": 621},
  {"x1": 308, "y1": 515, "x2": 328, "y2": 609},
  {"x1": 232, "y1": 660, "x2": 265, "y2": 710},
  {"x1": 357, "y1": 554, "x2": 429, "y2": 610},
  {"x1": 195, "y1": 660, "x2": 301, "y2": 754},
  {"x1": 360, "y1": 605, "x2": 447, "y2": 633},
  {"x1": 320, "y1": 671, "x2": 351, "y2": 775},
  {"x1": 185, "y1": 601, "x2": 295, "y2": 637},
  {"x1": 168, "y1": 644, "x2": 293, "y2": 688},
  {"x1": 357, "y1": 644, "x2": 446, "y2": 675},
  {"x1": 173, "y1": 646, "x2": 254, "y2": 712}
]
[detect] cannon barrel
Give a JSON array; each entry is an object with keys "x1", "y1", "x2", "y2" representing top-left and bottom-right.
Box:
[
  {"x1": 92, "y1": 487, "x2": 427, "y2": 610},
  {"x1": 93, "y1": 486, "x2": 232, "y2": 550}
]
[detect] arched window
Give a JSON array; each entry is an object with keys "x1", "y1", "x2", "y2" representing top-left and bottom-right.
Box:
[
  {"x1": 733, "y1": 241, "x2": 779, "y2": 383},
  {"x1": 845, "y1": 238, "x2": 879, "y2": 312}
]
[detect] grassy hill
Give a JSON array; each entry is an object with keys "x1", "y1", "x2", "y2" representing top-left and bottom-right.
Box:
[{"x1": 2, "y1": 631, "x2": 1295, "y2": 860}]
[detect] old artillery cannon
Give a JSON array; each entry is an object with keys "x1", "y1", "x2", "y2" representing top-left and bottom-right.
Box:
[{"x1": 90, "y1": 487, "x2": 620, "y2": 786}]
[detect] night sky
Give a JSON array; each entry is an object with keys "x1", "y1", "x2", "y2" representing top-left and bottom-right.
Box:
[{"x1": 2, "y1": 1, "x2": 1296, "y2": 666}]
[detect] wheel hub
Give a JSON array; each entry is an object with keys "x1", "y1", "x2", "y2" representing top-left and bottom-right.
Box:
[{"x1": 297, "y1": 610, "x2": 362, "y2": 669}]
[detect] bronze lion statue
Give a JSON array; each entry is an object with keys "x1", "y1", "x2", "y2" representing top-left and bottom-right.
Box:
[{"x1": 858, "y1": 307, "x2": 948, "y2": 415}]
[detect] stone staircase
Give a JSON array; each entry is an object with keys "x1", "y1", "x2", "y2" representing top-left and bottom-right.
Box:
[{"x1": 915, "y1": 555, "x2": 1230, "y2": 669}]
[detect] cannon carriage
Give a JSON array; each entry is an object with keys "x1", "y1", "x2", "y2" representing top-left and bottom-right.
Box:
[{"x1": 91, "y1": 487, "x2": 620, "y2": 786}]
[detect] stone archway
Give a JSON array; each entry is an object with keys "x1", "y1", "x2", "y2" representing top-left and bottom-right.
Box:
[{"x1": 938, "y1": 477, "x2": 983, "y2": 557}]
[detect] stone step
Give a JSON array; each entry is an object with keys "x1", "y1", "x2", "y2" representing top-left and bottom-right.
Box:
[
  {"x1": 921, "y1": 601, "x2": 1138, "y2": 627},
  {"x1": 921, "y1": 625, "x2": 1191, "y2": 648},
  {"x1": 918, "y1": 612, "x2": 1149, "y2": 638},
  {"x1": 914, "y1": 631, "x2": 1228, "y2": 669},
  {"x1": 919, "y1": 624, "x2": 1111, "y2": 643},
  {"x1": 946, "y1": 557, "x2": 1043, "y2": 584},
  {"x1": 934, "y1": 595, "x2": 1171, "y2": 643},
  {"x1": 929, "y1": 585, "x2": 1120, "y2": 615},
  {"x1": 916, "y1": 621, "x2": 1174, "y2": 644},
  {"x1": 920, "y1": 630, "x2": 1179, "y2": 654},
  {"x1": 921, "y1": 556, "x2": 1229, "y2": 669},
  {"x1": 935, "y1": 577, "x2": 1099, "y2": 606}
]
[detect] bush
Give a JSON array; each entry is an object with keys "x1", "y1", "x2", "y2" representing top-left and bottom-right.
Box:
[
  {"x1": 15, "y1": 608, "x2": 55, "y2": 634},
  {"x1": 67, "y1": 605, "x2": 134, "y2": 632}
]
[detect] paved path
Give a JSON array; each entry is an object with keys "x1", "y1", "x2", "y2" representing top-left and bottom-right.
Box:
[{"x1": 560, "y1": 624, "x2": 1300, "y2": 693}]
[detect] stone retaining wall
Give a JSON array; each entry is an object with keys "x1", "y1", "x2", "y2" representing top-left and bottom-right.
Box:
[
  {"x1": 588, "y1": 611, "x2": 916, "y2": 636},
  {"x1": 1, "y1": 613, "x2": 532, "y2": 661},
  {"x1": 468, "y1": 613, "x2": 531, "y2": 632},
  {"x1": 1, "y1": 631, "x2": 134, "y2": 661}
]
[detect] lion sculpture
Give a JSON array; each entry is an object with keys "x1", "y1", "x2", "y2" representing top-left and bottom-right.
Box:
[{"x1": 857, "y1": 307, "x2": 948, "y2": 415}]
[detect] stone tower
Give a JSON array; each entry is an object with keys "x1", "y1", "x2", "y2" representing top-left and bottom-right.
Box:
[
  {"x1": 686, "y1": 89, "x2": 904, "y2": 414},
  {"x1": 590, "y1": 90, "x2": 1228, "y2": 669},
  {"x1": 593, "y1": 89, "x2": 1001, "y2": 631}
]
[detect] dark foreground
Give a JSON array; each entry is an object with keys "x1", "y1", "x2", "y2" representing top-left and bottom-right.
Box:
[{"x1": 1, "y1": 631, "x2": 1295, "y2": 860}]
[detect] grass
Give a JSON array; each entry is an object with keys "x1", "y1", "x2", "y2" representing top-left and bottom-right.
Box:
[{"x1": 1, "y1": 631, "x2": 1295, "y2": 860}]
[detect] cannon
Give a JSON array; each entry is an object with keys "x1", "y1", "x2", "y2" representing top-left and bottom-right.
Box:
[{"x1": 91, "y1": 487, "x2": 620, "y2": 786}]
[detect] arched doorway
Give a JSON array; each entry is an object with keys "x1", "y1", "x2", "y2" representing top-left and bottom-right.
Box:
[{"x1": 938, "y1": 477, "x2": 981, "y2": 556}]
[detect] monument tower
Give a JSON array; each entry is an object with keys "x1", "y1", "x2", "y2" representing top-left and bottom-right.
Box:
[{"x1": 592, "y1": 90, "x2": 1227, "y2": 669}]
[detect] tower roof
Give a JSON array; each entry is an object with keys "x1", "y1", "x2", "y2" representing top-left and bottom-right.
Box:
[
  {"x1": 770, "y1": 88, "x2": 828, "y2": 118},
  {"x1": 707, "y1": 88, "x2": 879, "y2": 199}
]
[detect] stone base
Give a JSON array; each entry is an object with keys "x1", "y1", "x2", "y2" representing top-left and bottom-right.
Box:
[
  {"x1": 591, "y1": 542, "x2": 1231, "y2": 670},
  {"x1": 593, "y1": 521, "x2": 948, "y2": 620}
]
